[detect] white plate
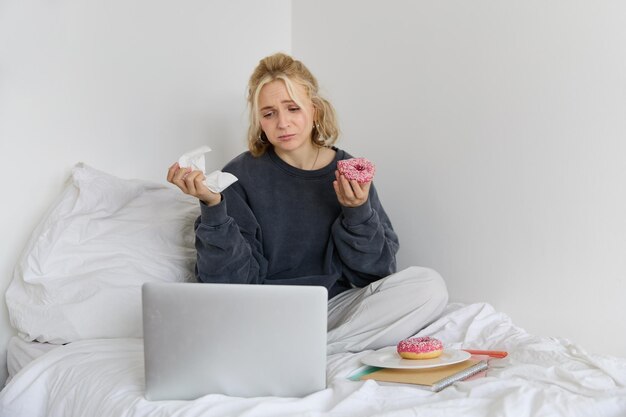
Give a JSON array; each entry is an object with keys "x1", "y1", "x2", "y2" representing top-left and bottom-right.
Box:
[{"x1": 361, "y1": 346, "x2": 471, "y2": 369}]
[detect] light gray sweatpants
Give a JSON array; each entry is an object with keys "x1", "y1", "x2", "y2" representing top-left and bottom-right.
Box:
[{"x1": 326, "y1": 266, "x2": 449, "y2": 355}]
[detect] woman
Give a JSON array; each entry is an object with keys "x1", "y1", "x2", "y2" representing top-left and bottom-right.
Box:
[{"x1": 168, "y1": 52, "x2": 448, "y2": 354}]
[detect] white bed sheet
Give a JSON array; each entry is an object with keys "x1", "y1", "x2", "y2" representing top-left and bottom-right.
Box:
[
  {"x1": 5, "y1": 337, "x2": 60, "y2": 384},
  {"x1": 2, "y1": 303, "x2": 626, "y2": 417}
]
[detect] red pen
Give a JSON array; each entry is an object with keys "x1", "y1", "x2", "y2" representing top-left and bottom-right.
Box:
[{"x1": 463, "y1": 349, "x2": 508, "y2": 358}]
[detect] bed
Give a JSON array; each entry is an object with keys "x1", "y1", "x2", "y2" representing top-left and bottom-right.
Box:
[{"x1": 2, "y1": 164, "x2": 626, "y2": 417}]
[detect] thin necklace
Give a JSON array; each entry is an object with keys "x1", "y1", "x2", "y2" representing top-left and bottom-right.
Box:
[{"x1": 311, "y1": 147, "x2": 320, "y2": 170}]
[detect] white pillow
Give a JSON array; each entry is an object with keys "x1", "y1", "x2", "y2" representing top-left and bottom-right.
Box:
[{"x1": 6, "y1": 163, "x2": 200, "y2": 344}]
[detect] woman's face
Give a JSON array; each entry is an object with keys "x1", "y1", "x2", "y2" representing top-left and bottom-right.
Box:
[{"x1": 258, "y1": 79, "x2": 315, "y2": 155}]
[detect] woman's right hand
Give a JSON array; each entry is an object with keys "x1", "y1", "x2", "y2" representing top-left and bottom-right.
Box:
[{"x1": 167, "y1": 162, "x2": 222, "y2": 206}]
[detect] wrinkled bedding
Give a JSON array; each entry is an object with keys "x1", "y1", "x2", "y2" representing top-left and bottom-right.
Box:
[{"x1": 2, "y1": 303, "x2": 626, "y2": 417}]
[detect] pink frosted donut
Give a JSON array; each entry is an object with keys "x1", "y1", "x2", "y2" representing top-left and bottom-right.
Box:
[
  {"x1": 337, "y1": 158, "x2": 375, "y2": 183},
  {"x1": 397, "y1": 336, "x2": 444, "y2": 360}
]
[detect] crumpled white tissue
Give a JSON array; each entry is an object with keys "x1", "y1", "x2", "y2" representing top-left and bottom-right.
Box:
[{"x1": 178, "y1": 146, "x2": 238, "y2": 193}]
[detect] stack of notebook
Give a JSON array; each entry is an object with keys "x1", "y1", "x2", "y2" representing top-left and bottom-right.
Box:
[{"x1": 351, "y1": 349, "x2": 507, "y2": 392}]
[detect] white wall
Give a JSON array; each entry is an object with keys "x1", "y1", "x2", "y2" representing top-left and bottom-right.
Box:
[
  {"x1": 293, "y1": 1, "x2": 626, "y2": 357},
  {"x1": 0, "y1": 0, "x2": 291, "y2": 386}
]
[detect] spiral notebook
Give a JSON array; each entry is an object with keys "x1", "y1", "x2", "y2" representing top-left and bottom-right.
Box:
[{"x1": 352, "y1": 359, "x2": 488, "y2": 392}]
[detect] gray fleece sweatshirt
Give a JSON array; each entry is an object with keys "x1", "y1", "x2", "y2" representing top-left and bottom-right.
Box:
[{"x1": 194, "y1": 147, "x2": 399, "y2": 299}]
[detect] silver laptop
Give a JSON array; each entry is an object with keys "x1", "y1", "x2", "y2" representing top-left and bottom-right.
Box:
[{"x1": 142, "y1": 282, "x2": 328, "y2": 400}]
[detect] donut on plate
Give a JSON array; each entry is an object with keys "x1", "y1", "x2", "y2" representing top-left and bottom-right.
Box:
[
  {"x1": 397, "y1": 336, "x2": 444, "y2": 359},
  {"x1": 337, "y1": 158, "x2": 375, "y2": 183}
]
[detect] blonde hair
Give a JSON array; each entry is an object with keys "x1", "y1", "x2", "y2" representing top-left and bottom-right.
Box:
[{"x1": 247, "y1": 53, "x2": 339, "y2": 156}]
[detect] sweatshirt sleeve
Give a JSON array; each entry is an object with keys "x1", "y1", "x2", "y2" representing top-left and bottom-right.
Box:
[
  {"x1": 331, "y1": 184, "x2": 399, "y2": 287},
  {"x1": 194, "y1": 185, "x2": 268, "y2": 284}
]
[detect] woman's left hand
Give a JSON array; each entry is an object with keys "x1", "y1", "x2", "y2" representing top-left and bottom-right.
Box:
[{"x1": 333, "y1": 170, "x2": 371, "y2": 208}]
